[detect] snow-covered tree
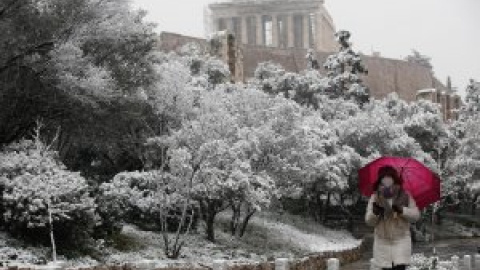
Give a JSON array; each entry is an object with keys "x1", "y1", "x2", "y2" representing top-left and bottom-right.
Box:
[
  {"x1": 145, "y1": 88, "x2": 282, "y2": 242},
  {"x1": 0, "y1": 0, "x2": 158, "y2": 146},
  {"x1": 0, "y1": 138, "x2": 96, "y2": 254},
  {"x1": 315, "y1": 95, "x2": 361, "y2": 122},
  {"x1": 323, "y1": 30, "x2": 370, "y2": 104},
  {"x1": 145, "y1": 43, "x2": 231, "y2": 133},
  {"x1": 459, "y1": 79, "x2": 480, "y2": 121},
  {"x1": 251, "y1": 61, "x2": 288, "y2": 95},
  {"x1": 405, "y1": 49, "x2": 433, "y2": 71},
  {"x1": 251, "y1": 62, "x2": 329, "y2": 109},
  {"x1": 378, "y1": 94, "x2": 456, "y2": 170},
  {"x1": 403, "y1": 100, "x2": 450, "y2": 159},
  {"x1": 442, "y1": 111, "x2": 480, "y2": 211},
  {"x1": 284, "y1": 113, "x2": 362, "y2": 222},
  {"x1": 336, "y1": 102, "x2": 435, "y2": 169},
  {"x1": 178, "y1": 43, "x2": 230, "y2": 89},
  {"x1": 439, "y1": 79, "x2": 480, "y2": 211},
  {"x1": 147, "y1": 52, "x2": 198, "y2": 133}
]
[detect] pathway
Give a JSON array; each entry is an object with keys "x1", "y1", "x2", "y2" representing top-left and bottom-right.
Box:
[{"x1": 342, "y1": 236, "x2": 480, "y2": 270}]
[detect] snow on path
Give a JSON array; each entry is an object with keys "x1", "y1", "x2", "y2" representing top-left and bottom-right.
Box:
[{"x1": 249, "y1": 216, "x2": 362, "y2": 253}]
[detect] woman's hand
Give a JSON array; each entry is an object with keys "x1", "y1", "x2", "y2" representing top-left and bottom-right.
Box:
[
  {"x1": 372, "y1": 202, "x2": 384, "y2": 216},
  {"x1": 392, "y1": 204, "x2": 403, "y2": 214}
]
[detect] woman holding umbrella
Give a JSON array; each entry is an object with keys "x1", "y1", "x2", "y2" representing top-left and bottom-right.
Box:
[{"x1": 365, "y1": 165, "x2": 421, "y2": 270}]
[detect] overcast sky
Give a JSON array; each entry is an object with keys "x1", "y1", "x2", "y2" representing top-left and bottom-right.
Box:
[{"x1": 132, "y1": 0, "x2": 480, "y2": 97}]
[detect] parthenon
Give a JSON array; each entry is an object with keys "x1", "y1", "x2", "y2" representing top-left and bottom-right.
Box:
[{"x1": 205, "y1": 0, "x2": 337, "y2": 52}]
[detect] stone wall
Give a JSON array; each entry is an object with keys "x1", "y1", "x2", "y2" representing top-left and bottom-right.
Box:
[
  {"x1": 240, "y1": 45, "x2": 448, "y2": 102},
  {"x1": 157, "y1": 32, "x2": 209, "y2": 53},
  {"x1": 157, "y1": 32, "x2": 448, "y2": 103},
  {"x1": 0, "y1": 244, "x2": 363, "y2": 270},
  {"x1": 158, "y1": 33, "x2": 458, "y2": 106}
]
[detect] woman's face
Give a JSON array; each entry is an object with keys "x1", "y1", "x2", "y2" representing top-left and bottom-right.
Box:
[
  {"x1": 381, "y1": 176, "x2": 394, "y2": 187},
  {"x1": 380, "y1": 176, "x2": 395, "y2": 198}
]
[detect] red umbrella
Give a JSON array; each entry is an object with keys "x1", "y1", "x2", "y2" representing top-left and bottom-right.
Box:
[{"x1": 358, "y1": 156, "x2": 441, "y2": 209}]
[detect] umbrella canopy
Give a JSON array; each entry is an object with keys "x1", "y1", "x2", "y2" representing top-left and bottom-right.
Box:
[{"x1": 358, "y1": 156, "x2": 441, "y2": 209}]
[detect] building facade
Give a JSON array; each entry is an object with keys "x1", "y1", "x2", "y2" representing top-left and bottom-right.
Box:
[{"x1": 205, "y1": 0, "x2": 337, "y2": 52}]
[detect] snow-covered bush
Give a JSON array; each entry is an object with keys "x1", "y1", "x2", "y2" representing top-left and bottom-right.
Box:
[
  {"x1": 167, "y1": 108, "x2": 277, "y2": 241},
  {"x1": 408, "y1": 253, "x2": 455, "y2": 270},
  {"x1": 251, "y1": 62, "x2": 329, "y2": 109},
  {"x1": 0, "y1": 139, "x2": 96, "y2": 249},
  {"x1": 98, "y1": 170, "x2": 197, "y2": 233},
  {"x1": 0, "y1": 246, "x2": 44, "y2": 265},
  {"x1": 335, "y1": 103, "x2": 433, "y2": 164},
  {"x1": 99, "y1": 169, "x2": 199, "y2": 258}
]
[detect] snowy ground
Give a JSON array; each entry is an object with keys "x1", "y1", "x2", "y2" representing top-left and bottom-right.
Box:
[{"x1": 0, "y1": 212, "x2": 362, "y2": 267}]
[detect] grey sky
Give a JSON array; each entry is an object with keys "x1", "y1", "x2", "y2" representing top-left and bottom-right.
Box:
[{"x1": 132, "y1": 0, "x2": 480, "y2": 97}]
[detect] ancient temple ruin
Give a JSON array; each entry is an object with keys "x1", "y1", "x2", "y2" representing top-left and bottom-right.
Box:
[
  {"x1": 158, "y1": 0, "x2": 461, "y2": 120},
  {"x1": 205, "y1": 0, "x2": 337, "y2": 52}
]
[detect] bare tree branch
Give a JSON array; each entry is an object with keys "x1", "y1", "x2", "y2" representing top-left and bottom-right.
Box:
[
  {"x1": 0, "y1": 0, "x2": 22, "y2": 19},
  {"x1": 0, "y1": 41, "x2": 54, "y2": 74}
]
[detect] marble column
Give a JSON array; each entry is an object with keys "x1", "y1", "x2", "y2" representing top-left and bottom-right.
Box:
[
  {"x1": 303, "y1": 14, "x2": 310, "y2": 48},
  {"x1": 318, "y1": 13, "x2": 325, "y2": 51},
  {"x1": 241, "y1": 16, "x2": 248, "y2": 44},
  {"x1": 256, "y1": 14, "x2": 263, "y2": 46},
  {"x1": 226, "y1": 17, "x2": 234, "y2": 33},
  {"x1": 287, "y1": 14, "x2": 294, "y2": 48},
  {"x1": 312, "y1": 12, "x2": 321, "y2": 51},
  {"x1": 271, "y1": 14, "x2": 278, "y2": 47}
]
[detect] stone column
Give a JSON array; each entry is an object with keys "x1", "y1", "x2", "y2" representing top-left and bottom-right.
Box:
[
  {"x1": 313, "y1": 12, "x2": 322, "y2": 51},
  {"x1": 369, "y1": 258, "x2": 376, "y2": 270},
  {"x1": 241, "y1": 16, "x2": 248, "y2": 44},
  {"x1": 475, "y1": 254, "x2": 480, "y2": 270},
  {"x1": 213, "y1": 260, "x2": 227, "y2": 270},
  {"x1": 256, "y1": 14, "x2": 263, "y2": 46},
  {"x1": 275, "y1": 258, "x2": 289, "y2": 270},
  {"x1": 271, "y1": 14, "x2": 278, "y2": 47},
  {"x1": 463, "y1": 255, "x2": 472, "y2": 270},
  {"x1": 303, "y1": 13, "x2": 310, "y2": 49},
  {"x1": 226, "y1": 17, "x2": 234, "y2": 33},
  {"x1": 287, "y1": 14, "x2": 294, "y2": 48},
  {"x1": 451, "y1": 255, "x2": 460, "y2": 269},
  {"x1": 327, "y1": 258, "x2": 339, "y2": 270}
]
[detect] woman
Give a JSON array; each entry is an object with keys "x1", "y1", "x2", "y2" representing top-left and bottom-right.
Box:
[{"x1": 365, "y1": 165, "x2": 420, "y2": 270}]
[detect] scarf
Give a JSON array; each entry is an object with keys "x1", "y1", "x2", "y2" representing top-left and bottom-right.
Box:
[{"x1": 375, "y1": 184, "x2": 409, "y2": 220}]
